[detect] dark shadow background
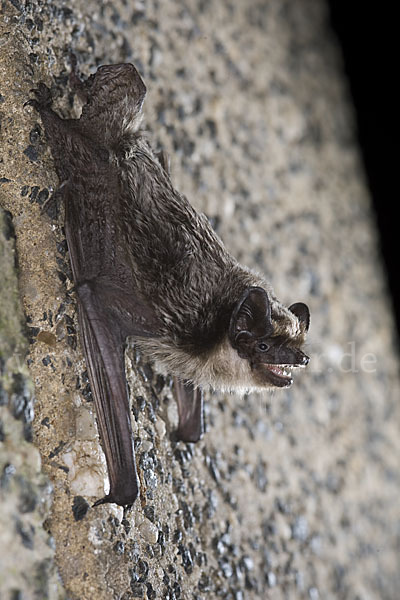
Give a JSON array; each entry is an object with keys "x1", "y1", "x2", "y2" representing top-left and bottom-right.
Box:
[{"x1": 328, "y1": 4, "x2": 398, "y2": 342}]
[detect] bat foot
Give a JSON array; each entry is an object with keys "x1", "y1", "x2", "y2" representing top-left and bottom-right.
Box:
[
  {"x1": 173, "y1": 378, "x2": 204, "y2": 443},
  {"x1": 25, "y1": 83, "x2": 53, "y2": 111}
]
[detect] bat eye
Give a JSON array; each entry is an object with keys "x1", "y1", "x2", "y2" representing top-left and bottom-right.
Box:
[{"x1": 258, "y1": 342, "x2": 269, "y2": 352}]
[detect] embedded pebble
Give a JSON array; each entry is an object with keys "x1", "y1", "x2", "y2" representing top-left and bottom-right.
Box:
[
  {"x1": 62, "y1": 444, "x2": 106, "y2": 498},
  {"x1": 167, "y1": 401, "x2": 178, "y2": 428},
  {"x1": 155, "y1": 417, "x2": 166, "y2": 439},
  {"x1": 140, "y1": 440, "x2": 153, "y2": 453},
  {"x1": 139, "y1": 519, "x2": 159, "y2": 544},
  {"x1": 292, "y1": 516, "x2": 308, "y2": 542},
  {"x1": 274, "y1": 514, "x2": 292, "y2": 541},
  {"x1": 75, "y1": 406, "x2": 97, "y2": 441},
  {"x1": 70, "y1": 467, "x2": 104, "y2": 497},
  {"x1": 72, "y1": 496, "x2": 89, "y2": 521},
  {"x1": 169, "y1": 494, "x2": 179, "y2": 513}
]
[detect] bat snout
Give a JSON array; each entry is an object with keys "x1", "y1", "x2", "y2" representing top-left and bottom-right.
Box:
[{"x1": 297, "y1": 351, "x2": 309, "y2": 367}]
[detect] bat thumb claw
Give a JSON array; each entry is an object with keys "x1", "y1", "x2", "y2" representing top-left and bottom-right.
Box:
[
  {"x1": 92, "y1": 494, "x2": 113, "y2": 507},
  {"x1": 92, "y1": 491, "x2": 136, "y2": 508}
]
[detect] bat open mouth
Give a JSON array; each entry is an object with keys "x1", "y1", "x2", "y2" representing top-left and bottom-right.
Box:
[{"x1": 260, "y1": 363, "x2": 306, "y2": 388}]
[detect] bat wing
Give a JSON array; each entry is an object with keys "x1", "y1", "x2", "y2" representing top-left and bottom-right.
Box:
[
  {"x1": 77, "y1": 284, "x2": 137, "y2": 506},
  {"x1": 65, "y1": 191, "x2": 160, "y2": 506},
  {"x1": 76, "y1": 280, "x2": 158, "y2": 507}
]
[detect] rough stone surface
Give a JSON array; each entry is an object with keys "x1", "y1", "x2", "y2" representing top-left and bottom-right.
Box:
[
  {"x1": 1, "y1": 1, "x2": 399, "y2": 599},
  {"x1": 0, "y1": 208, "x2": 64, "y2": 598}
]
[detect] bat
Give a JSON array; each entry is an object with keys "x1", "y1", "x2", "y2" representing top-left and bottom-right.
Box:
[{"x1": 27, "y1": 58, "x2": 310, "y2": 507}]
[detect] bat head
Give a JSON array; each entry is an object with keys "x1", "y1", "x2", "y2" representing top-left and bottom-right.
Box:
[{"x1": 228, "y1": 287, "x2": 310, "y2": 388}]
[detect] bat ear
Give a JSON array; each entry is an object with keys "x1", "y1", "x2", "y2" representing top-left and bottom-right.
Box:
[
  {"x1": 288, "y1": 302, "x2": 310, "y2": 332},
  {"x1": 229, "y1": 287, "x2": 273, "y2": 346}
]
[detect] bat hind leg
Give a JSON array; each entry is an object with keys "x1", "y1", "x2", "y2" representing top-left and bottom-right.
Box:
[{"x1": 174, "y1": 378, "x2": 204, "y2": 443}]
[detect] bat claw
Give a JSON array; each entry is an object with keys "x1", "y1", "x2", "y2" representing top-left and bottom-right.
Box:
[
  {"x1": 92, "y1": 490, "x2": 136, "y2": 508},
  {"x1": 92, "y1": 494, "x2": 112, "y2": 507},
  {"x1": 25, "y1": 82, "x2": 53, "y2": 111}
]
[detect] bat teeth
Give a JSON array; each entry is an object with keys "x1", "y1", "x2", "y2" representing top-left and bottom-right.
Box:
[
  {"x1": 279, "y1": 366, "x2": 292, "y2": 378},
  {"x1": 267, "y1": 365, "x2": 292, "y2": 379}
]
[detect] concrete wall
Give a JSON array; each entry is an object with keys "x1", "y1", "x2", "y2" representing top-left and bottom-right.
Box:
[{"x1": 1, "y1": 1, "x2": 399, "y2": 598}]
